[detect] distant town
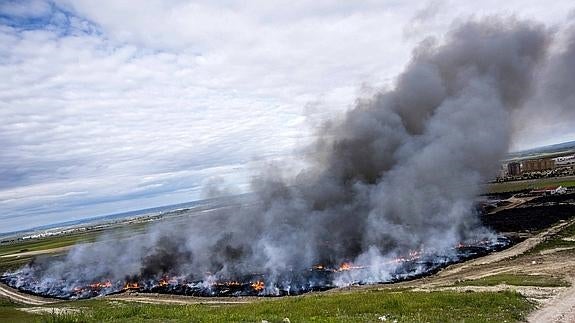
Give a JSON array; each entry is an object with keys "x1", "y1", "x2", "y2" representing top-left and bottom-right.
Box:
[{"x1": 497, "y1": 153, "x2": 575, "y2": 182}]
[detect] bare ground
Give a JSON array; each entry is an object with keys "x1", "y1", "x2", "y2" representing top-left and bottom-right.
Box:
[
  {"x1": 0, "y1": 282, "x2": 55, "y2": 305},
  {"x1": 528, "y1": 278, "x2": 575, "y2": 323}
]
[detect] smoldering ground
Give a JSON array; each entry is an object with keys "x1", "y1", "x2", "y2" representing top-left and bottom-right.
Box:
[{"x1": 5, "y1": 16, "x2": 575, "y2": 296}]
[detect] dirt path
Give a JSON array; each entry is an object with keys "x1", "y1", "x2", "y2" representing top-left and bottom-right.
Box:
[
  {"x1": 0, "y1": 282, "x2": 55, "y2": 305},
  {"x1": 529, "y1": 279, "x2": 575, "y2": 323},
  {"x1": 0, "y1": 246, "x2": 72, "y2": 258},
  {"x1": 488, "y1": 196, "x2": 535, "y2": 214},
  {"x1": 430, "y1": 219, "x2": 575, "y2": 282},
  {"x1": 414, "y1": 284, "x2": 562, "y2": 303}
]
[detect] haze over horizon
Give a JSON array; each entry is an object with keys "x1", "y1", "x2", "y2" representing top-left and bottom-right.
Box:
[{"x1": 2, "y1": 0, "x2": 575, "y2": 233}]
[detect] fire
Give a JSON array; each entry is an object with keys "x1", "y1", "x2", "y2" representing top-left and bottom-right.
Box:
[
  {"x1": 338, "y1": 262, "x2": 365, "y2": 271},
  {"x1": 89, "y1": 281, "x2": 112, "y2": 289},
  {"x1": 159, "y1": 277, "x2": 169, "y2": 287},
  {"x1": 124, "y1": 282, "x2": 140, "y2": 290},
  {"x1": 391, "y1": 250, "x2": 422, "y2": 264},
  {"x1": 339, "y1": 262, "x2": 352, "y2": 271},
  {"x1": 0, "y1": 235, "x2": 509, "y2": 300},
  {"x1": 251, "y1": 280, "x2": 265, "y2": 292}
]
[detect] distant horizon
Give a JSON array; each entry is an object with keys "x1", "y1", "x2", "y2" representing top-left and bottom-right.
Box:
[
  {"x1": 509, "y1": 139, "x2": 575, "y2": 154},
  {"x1": 1, "y1": 138, "x2": 572, "y2": 237},
  {"x1": 2, "y1": 1, "x2": 575, "y2": 235}
]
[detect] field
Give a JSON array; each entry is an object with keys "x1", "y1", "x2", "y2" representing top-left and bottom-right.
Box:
[
  {"x1": 486, "y1": 176, "x2": 575, "y2": 193},
  {"x1": 1, "y1": 187, "x2": 575, "y2": 322},
  {"x1": 29, "y1": 290, "x2": 532, "y2": 323}
]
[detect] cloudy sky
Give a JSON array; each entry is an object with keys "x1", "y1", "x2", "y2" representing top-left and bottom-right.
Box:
[{"x1": 1, "y1": 0, "x2": 574, "y2": 233}]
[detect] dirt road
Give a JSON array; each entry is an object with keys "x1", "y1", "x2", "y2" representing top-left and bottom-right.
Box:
[
  {"x1": 529, "y1": 279, "x2": 575, "y2": 323},
  {"x1": 0, "y1": 282, "x2": 55, "y2": 305},
  {"x1": 419, "y1": 218, "x2": 575, "y2": 286},
  {"x1": 488, "y1": 196, "x2": 536, "y2": 214}
]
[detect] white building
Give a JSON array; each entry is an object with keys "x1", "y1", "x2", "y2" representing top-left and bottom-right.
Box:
[{"x1": 554, "y1": 155, "x2": 575, "y2": 166}]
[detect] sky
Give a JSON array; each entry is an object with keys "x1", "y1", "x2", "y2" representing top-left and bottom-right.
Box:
[{"x1": 1, "y1": 0, "x2": 575, "y2": 233}]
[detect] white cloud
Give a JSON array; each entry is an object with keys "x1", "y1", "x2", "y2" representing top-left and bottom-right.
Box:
[
  {"x1": 1, "y1": 0, "x2": 574, "y2": 232},
  {"x1": 0, "y1": 0, "x2": 52, "y2": 19}
]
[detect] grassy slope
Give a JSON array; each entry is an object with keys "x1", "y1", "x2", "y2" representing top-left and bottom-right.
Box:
[
  {"x1": 0, "y1": 223, "x2": 153, "y2": 271},
  {"x1": 0, "y1": 299, "x2": 38, "y2": 323},
  {"x1": 486, "y1": 178, "x2": 575, "y2": 194},
  {"x1": 0, "y1": 231, "x2": 102, "y2": 256},
  {"x1": 455, "y1": 273, "x2": 570, "y2": 288},
  {"x1": 529, "y1": 221, "x2": 575, "y2": 254},
  {"x1": 0, "y1": 232, "x2": 101, "y2": 272},
  {"x1": 37, "y1": 290, "x2": 533, "y2": 323}
]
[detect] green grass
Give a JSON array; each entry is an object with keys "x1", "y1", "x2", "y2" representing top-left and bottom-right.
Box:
[
  {"x1": 0, "y1": 232, "x2": 100, "y2": 256},
  {"x1": 36, "y1": 289, "x2": 534, "y2": 323},
  {"x1": 0, "y1": 233, "x2": 100, "y2": 271},
  {"x1": 0, "y1": 223, "x2": 154, "y2": 271},
  {"x1": 530, "y1": 221, "x2": 575, "y2": 254},
  {"x1": 0, "y1": 298, "x2": 39, "y2": 323},
  {"x1": 455, "y1": 273, "x2": 570, "y2": 288},
  {"x1": 486, "y1": 178, "x2": 575, "y2": 193}
]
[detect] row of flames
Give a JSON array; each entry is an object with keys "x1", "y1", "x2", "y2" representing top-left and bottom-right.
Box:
[
  {"x1": 79, "y1": 257, "x2": 420, "y2": 295},
  {"x1": 79, "y1": 259, "x2": 371, "y2": 295},
  {"x1": 312, "y1": 250, "x2": 423, "y2": 273},
  {"x1": 75, "y1": 279, "x2": 267, "y2": 293},
  {"x1": 73, "y1": 242, "x2": 482, "y2": 296}
]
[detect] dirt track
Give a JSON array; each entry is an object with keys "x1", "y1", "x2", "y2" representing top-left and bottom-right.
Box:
[
  {"x1": 363, "y1": 218, "x2": 575, "y2": 294},
  {"x1": 0, "y1": 282, "x2": 55, "y2": 305},
  {"x1": 529, "y1": 278, "x2": 575, "y2": 323}
]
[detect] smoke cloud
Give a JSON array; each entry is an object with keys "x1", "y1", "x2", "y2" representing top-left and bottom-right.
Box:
[
  {"x1": 7, "y1": 17, "x2": 569, "y2": 295},
  {"x1": 513, "y1": 22, "x2": 575, "y2": 146}
]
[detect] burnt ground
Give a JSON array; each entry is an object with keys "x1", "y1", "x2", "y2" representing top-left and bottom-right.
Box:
[
  {"x1": 481, "y1": 192, "x2": 575, "y2": 234},
  {"x1": 417, "y1": 192, "x2": 575, "y2": 322}
]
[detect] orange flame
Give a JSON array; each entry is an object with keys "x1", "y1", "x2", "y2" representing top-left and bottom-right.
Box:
[
  {"x1": 251, "y1": 280, "x2": 265, "y2": 292},
  {"x1": 124, "y1": 282, "x2": 140, "y2": 290},
  {"x1": 159, "y1": 278, "x2": 169, "y2": 287},
  {"x1": 338, "y1": 262, "x2": 365, "y2": 271},
  {"x1": 89, "y1": 281, "x2": 112, "y2": 289}
]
